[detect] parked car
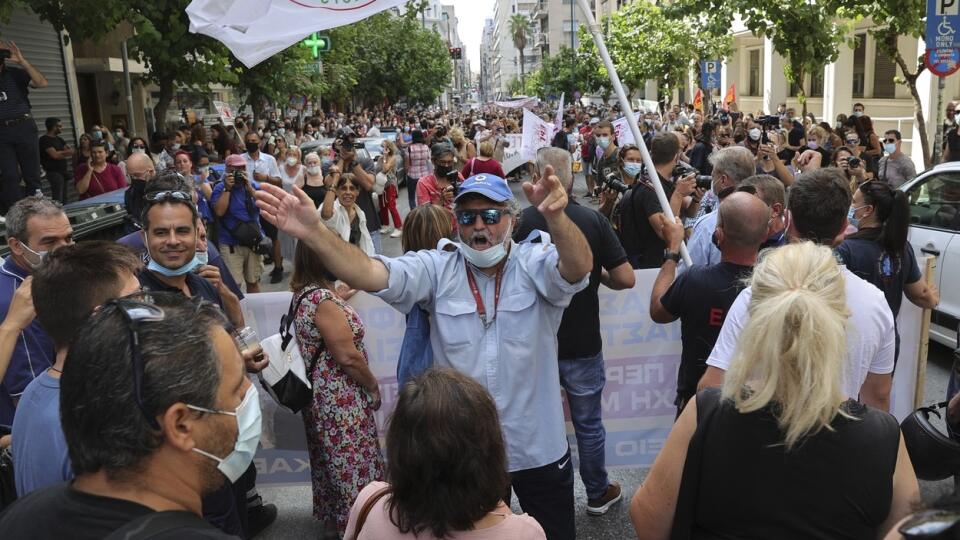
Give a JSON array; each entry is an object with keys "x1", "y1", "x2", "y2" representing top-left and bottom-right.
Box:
[{"x1": 900, "y1": 161, "x2": 960, "y2": 348}]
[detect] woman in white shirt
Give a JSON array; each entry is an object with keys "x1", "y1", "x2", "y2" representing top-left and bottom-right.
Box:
[
  {"x1": 320, "y1": 171, "x2": 375, "y2": 256},
  {"x1": 277, "y1": 146, "x2": 304, "y2": 263}
]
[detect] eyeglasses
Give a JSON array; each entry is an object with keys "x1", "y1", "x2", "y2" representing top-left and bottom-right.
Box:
[
  {"x1": 898, "y1": 509, "x2": 960, "y2": 538},
  {"x1": 106, "y1": 296, "x2": 167, "y2": 430},
  {"x1": 145, "y1": 190, "x2": 192, "y2": 202},
  {"x1": 130, "y1": 144, "x2": 146, "y2": 149},
  {"x1": 883, "y1": 138, "x2": 897, "y2": 144},
  {"x1": 455, "y1": 208, "x2": 506, "y2": 226}
]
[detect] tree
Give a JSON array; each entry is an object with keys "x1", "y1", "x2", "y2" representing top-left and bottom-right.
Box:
[
  {"x1": 509, "y1": 14, "x2": 532, "y2": 86},
  {"x1": 837, "y1": 0, "x2": 931, "y2": 166},
  {"x1": 665, "y1": 0, "x2": 852, "y2": 114},
  {"x1": 507, "y1": 75, "x2": 525, "y2": 96},
  {"x1": 578, "y1": 3, "x2": 730, "y2": 103},
  {"x1": 231, "y1": 46, "x2": 321, "y2": 121},
  {"x1": 27, "y1": 0, "x2": 236, "y2": 129}
]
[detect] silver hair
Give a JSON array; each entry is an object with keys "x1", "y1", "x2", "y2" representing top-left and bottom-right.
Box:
[
  {"x1": 708, "y1": 146, "x2": 756, "y2": 185},
  {"x1": 534, "y1": 148, "x2": 574, "y2": 193},
  {"x1": 6, "y1": 196, "x2": 65, "y2": 241}
]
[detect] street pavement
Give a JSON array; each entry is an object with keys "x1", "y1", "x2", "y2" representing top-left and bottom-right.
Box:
[{"x1": 253, "y1": 171, "x2": 958, "y2": 539}]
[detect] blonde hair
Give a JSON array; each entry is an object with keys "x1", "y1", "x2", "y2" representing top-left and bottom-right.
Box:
[
  {"x1": 383, "y1": 139, "x2": 399, "y2": 156},
  {"x1": 449, "y1": 127, "x2": 465, "y2": 145},
  {"x1": 722, "y1": 242, "x2": 851, "y2": 450},
  {"x1": 479, "y1": 140, "x2": 495, "y2": 157}
]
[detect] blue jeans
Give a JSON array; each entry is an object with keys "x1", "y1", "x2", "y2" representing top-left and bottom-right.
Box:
[
  {"x1": 370, "y1": 230, "x2": 382, "y2": 254},
  {"x1": 406, "y1": 175, "x2": 419, "y2": 210},
  {"x1": 558, "y1": 352, "x2": 608, "y2": 500}
]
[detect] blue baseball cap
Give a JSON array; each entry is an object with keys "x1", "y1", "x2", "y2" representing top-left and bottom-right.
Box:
[{"x1": 454, "y1": 174, "x2": 513, "y2": 203}]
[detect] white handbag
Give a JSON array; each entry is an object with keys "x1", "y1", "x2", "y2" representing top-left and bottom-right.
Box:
[{"x1": 257, "y1": 288, "x2": 320, "y2": 413}]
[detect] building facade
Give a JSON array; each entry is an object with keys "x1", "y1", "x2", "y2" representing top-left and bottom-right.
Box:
[{"x1": 489, "y1": 0, "x2": 539, "y2": 97}]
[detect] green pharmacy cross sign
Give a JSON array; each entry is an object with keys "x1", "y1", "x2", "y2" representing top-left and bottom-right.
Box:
[{"x1": 302, "y1": 33, "x2": 331, "y2": 57}]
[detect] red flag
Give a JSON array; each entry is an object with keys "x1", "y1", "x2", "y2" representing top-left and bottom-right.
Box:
[
  {"x1": 722, "y1": 83, "x2": 737, "y2": 111},
  {"x1": 692, "y1": 88, "x2": 704, "y2": 113}
]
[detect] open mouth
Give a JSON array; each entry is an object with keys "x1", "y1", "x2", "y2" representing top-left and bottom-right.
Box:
[{"x1": 470, "y1": 236, "x2": 491, "y2": 249}]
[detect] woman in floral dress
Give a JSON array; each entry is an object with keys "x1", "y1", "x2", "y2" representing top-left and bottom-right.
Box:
[{"x1": 290, "y1": 240, "x2": 384, "y2": 536}]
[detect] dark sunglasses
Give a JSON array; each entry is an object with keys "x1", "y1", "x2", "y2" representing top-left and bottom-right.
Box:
[
  {"x1": 455, "y1": 208, "x2": 506, "y2": 226},
  {"x1": 899, "y1": 509, "x2": 960, "y2": 538},
  {"x1": 883, "y1": 138, "x2": 897, "y2": 144},
  {"x1": 106, "y1": 297, "x2": 166, "y2": 430},
  {"x1": 130, "y1": 144, "x2": 146, "y2": 149},
  {"x1": 145, "y1": 190, "x2": 192, "y2": 202}
]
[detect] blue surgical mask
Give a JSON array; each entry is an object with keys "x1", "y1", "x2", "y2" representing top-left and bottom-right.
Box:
[
  {"x1": 195, "y1": 251, "x2": 209, "y2": 266},
  {"x1": 883, "y1": 142, "x2": 897, "y2": 154},
  {"x1": 20, "y1": 243, "x2": 48, "y2": 270},
  {"x1": 145, "y1": 235, "x2": 203, "y2": 277},
  {"x1": 189, "y1": 385, "x2": 262, "y2": 483},
  {"x1": 597, "y1": 137, "x2": 611, "y2": 150},
  {"x1": 623, "y1": 163, "x2": 642, "y2": 179},
  {"x1": 807, "y1": 141, "x2": 819, "y2": 150},
  {"x1": 848, "y1": 205, "x2": 869, "y2": 229},
  {"x1": 92, "y1": 129, "x2": 103, "y2": 140}
]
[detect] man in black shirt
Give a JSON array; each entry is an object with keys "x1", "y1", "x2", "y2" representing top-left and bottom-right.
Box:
[
  {"x1": 514, "y1": 147, "x2": 635, "y2": 516},
  {"x1": 618, "y1": 132, "x2": 698, "y2": 268},
  {"x1": 551, "y1": 116, "x2": 576, "y2": 152},
  {"x1": 591, "y1": 120, "x2": 619, "y2": 198},
  {"x1": 649, "y1": 192, "x2": 770, "y2": 414},
  {"x1": 38, "y1": 117, "x2": 74, "y2": 203},
  {"x1": 0, "y1": 41, "x2": 48, "y2": 213},
  {"x1": 0, "y1": 295, "x2": 248, "y2": 539}
]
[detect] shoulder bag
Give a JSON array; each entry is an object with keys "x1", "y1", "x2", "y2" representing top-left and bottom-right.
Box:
[
  {"x1": 350, "y1": 487, "x2": 391, "y2": 540},
  {"x1": 258, "y1": 288, "x2": 323, "y2": 413},
  {"x1": 670, "y1": 388, "x2": 722, "y2": 540},
  {"x1": 223, "y1": 188, "x2": 263, "y2": 249}
]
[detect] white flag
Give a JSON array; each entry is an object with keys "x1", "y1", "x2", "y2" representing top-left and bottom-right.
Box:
[
  {"x1": 521, "y1": 109, "x2": 556, "y2": 162},
  {"x1": 554, "y1": 92, "x2": 565, "y2": 130},
  {"x1": 186, "y1": 0, "x2": 408, "y2": 68},
  {"x1": 612, "y1": 112, "x2": 642, "y2": 146}
]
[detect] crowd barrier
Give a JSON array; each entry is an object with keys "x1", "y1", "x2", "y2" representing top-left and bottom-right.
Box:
[{"x1": 240, "y1": 268, "x2": 926, "y2": 486}]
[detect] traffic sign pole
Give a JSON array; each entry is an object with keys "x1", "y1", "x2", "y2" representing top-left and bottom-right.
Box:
[{"x1": 934, "y1": 75, "x2": 947, "y2": 164}]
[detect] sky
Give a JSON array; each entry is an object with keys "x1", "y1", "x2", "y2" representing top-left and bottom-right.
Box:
[{"x1": 448, "y1": 0, "x2": 495, "y2": 72}]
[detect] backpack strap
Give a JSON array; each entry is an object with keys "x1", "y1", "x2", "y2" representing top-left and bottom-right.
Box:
[
  {"x1": 350, "y1": 487, "x2": 391, "y2": 540},
  {"x1": 279, "y1": 287, "x2": 323, "y2": 349},
  {"x1": 105, "y1": 511, "x2": 215, "y2": 540}
]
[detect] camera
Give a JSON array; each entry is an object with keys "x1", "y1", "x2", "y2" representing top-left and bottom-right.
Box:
[
  {"x1": 233, "y1": 170, "x2": 245, "y2": 184},
  {"x1": 672, "y1": 161, "x2": 713, "y2": 190},
  {"x1": 0, "y1": 50, "x2": 10, "y2": 60},
  {"x1": 445, "y1": 170, "x2": 460, "y2": 195},
  {"x1": 757, "y1": 115, "x2": 781, "y2": 127},
  {"x1": 603, "y1": 172, "x2": 630, "y2": 194},
  {"x1": 847, "y1": 156, "x2": 861, "y2": 168}
]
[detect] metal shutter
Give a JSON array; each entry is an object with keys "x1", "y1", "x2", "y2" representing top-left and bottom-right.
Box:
[
  {"x1": 0, "y1": 8, "x2": 78, "y2": 199},
  {"x1": 873, "y1": 44, "x2": 897, "y2": 99}
]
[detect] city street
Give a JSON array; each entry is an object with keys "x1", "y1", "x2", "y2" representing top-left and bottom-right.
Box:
[{"x1": 255, "y1": 172, "x2": 960, "y2": 540}]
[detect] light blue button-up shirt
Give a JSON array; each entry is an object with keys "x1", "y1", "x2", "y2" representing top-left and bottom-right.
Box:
[
  {"x1": 681, "y1": 210, "x2": 720, "y2": 273},
  {"x1": 374, "y1": 233, "x2": 589, "y2": 471}
]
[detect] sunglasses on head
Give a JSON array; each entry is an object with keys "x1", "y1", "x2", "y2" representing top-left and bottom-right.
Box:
[
  {"x1": 145, "y1": 190, "x2": 192, "y2": 202},
  {"x1": 106, "y1": 296, "x2": 167, "y2": 430},
  {"x1": 455, "y1": 208, "x2": 506, "y2": 226}
]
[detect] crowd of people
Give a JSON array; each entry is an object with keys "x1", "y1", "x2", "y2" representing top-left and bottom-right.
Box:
[{"x1": 1, "y1": 68, "x2": 960, "y2": 539}]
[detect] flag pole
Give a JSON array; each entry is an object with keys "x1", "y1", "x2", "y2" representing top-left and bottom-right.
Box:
[{"x1": 574, "y1": 0, "x2": 692, "y2": 266}]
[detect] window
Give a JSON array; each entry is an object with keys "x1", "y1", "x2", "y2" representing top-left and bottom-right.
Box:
[
  {"x1": 852, "y1": 34, "x2": 866, "y2": 98},
  {"x1": 873, "y1": 34, "x2": 897, "y2": 99},
  {"x1": 810, "y1": 70, "x2": 824, "y2": 97},
  {"x1": 907, "y1": 173, "x2": 960, "y2": 232},
  {"x1": 748, "y1": 49, "x2": 761, "y2": 97}
]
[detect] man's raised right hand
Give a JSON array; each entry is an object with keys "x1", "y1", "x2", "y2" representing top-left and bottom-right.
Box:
[{"x1": 255, "y1": 183, "x2": 321, "y2": 241}]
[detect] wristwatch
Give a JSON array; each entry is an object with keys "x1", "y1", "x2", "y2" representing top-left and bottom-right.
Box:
[{"x1": 663, "y1": 250, "x2": 681, "y2": 263}]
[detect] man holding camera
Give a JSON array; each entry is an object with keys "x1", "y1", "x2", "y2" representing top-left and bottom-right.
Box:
[
  {"x1": 213, "y1": 153, "x2": 264, "y2": 293},
  {"x1": 0, "y1": 41, "x2": 47, "y2": 214},
  {"x1": 617, "y1": 133, "x2": 701, "y2": 269},
  {"x1": 325, "y1": 127, "x2": 381, "y2": 252}
]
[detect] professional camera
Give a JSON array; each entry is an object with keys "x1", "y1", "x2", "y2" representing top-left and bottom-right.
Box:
[
  {"x1": 446, "y1": 169, "x2": 460, "y2": 195},
  {"x1": 233, "y1": 170, "x2": 246, "y2": 184},
  {"x1": 672, "y1": 161, "x2": 713, "y2": 190},
  {"x1": 847, "y1": 156, "x2": 862, "y2": 168},
  {"x1": 603, "y1": 171, "x2": 630, "y2": 194},
  {"x1": 757, "y1": 115, "x2": 781, "y2": 127}
]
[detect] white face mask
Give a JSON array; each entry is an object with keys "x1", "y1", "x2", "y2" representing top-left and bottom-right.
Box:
[
  {"x1": 306, "y1": 165, "x2": 321, "y2": 176},
  {"x1": 286, "y1": 156, "x2": 298, "y2": 167},
  {"x1": 458, "y1": 221, "x2": 512, "y2": 268}
]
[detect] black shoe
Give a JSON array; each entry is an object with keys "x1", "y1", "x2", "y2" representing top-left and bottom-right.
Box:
[
  {"x1": 269, "y1": 267, "x2": 283, "y2": 284},
  {"x1": 263, "y1": 255, "x2": 275, "y2": 266},
  {"x1": 247, "y1": 503, "x2": 278, "y2": 538}
]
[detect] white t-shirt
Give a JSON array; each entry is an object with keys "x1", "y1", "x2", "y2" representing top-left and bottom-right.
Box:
[{"x1": 706, "y1": 266, "x2": 895, "y2": 399}]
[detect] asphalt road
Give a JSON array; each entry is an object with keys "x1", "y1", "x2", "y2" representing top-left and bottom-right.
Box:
[{"x1": 253, "y1": 172, "x2": 959, "y2": 539}]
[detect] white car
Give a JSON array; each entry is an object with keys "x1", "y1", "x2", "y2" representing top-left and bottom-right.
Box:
[{"x1": 900, "y1": 161, "x2": 960, "y2": 348}]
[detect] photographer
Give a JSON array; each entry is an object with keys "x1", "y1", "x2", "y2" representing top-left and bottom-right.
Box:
[
  {"x1": 599, "y1": 144, "x2": 643, "y2": 220},
  {"x1": 833, "y1": 146, "x2": 873, "y2": 192},
  {"x1": 618, "y1": 133, "x2": 703, "y2": 269},
  {"x1": 212, "y1": 154, "x2": 264, "y2": 293},
  {"x1": 754, "y1": 129, "x2": 795, "y2": 187},
  {"x1": 325, "y1": 127, "x2": 381, "y2": 253},
  {"x1": 416, "y1": 143, "x2": 465, "y2": 226}
]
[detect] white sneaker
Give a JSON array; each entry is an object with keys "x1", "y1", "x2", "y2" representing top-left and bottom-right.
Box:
[
  {"x1": 390, "y1": 229, "x2": 402, "y2": 238},
  {"x1": 380, "y1": 226, "x2": 392, "y2": 234}
]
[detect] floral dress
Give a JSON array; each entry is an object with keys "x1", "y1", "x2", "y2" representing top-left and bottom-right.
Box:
[{"x1": 293, "y1": 287, "x2": 384, "y2": 529}]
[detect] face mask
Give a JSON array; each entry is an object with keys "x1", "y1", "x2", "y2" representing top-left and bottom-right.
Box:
[
  {"x1": 321, "y1": 157, "x2": 332, "y2": 167},
  {"x1": 806, "y1": 141, "x2": 819, "y2": 150},
  {"x1": 20, "y1": 243, "x2": 47, "y2": 270},
  {"x1": 277, "y1": 128, "x2": 286, "y2": 135},
  {"x1": 92, "y1": 130, "x2": 103, "y2": 140},
  {"x1": 170, "y1": 143, "x2": 181, "y2": 152},
  {"x1": 623, "y1": 163, "x2": 642, "y2": 178},
  {"x1": 307, "y1": 165, "x2": 321, "y2": 175},
  {"x1": 847, "y1": 205, "x2": 869, "y2": 229},
  {"x1": 245, "y1": 141, "x2": 259, "y2": 153},
  {"x1": 199, "y1": 166, "x2": 210, "y2": 175},
  {"x1": 132, "y1": 147, "x2": 146, "y2": 154},
  {"x1": 883, "y1": 142, "x2": 897, "y2": 154},
  {"x1": 434, "y1": 165, "x2": 452, "y2": 179},
  {"x1": 146, "y1": 233, "x2": 203, "y2": 277},
  {"x1": 459, "y1": 221, "x2": 512, "y2": 268},
  {"x1": 853, "y1": 111, "x2": 863, "y2": 117},
  {"x1": 286, "y1": 157, "x2": 298, "y2": 167},
  {"x1": 597, "y1": 137, "x2": 611, "y2": 150},
  {"x1": 190, "y1": 385, "x2": 262, "y2": 483},
  {"x1": 194, "y1": 250, "x2": 209, "y2": 266}
]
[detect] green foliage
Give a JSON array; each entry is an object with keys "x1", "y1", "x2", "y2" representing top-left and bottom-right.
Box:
[
  {"x1": 507, "y1": 75, "x2": 525, "y2": 96},
  {"x1": 578, "y1": 3, "x2": 729, "y2": 100},
  {"x1": 509, "y1": 14, "x2": 532, "y2": 82},
  {"x1": 231, "y1": 46, "x2": 320, "y2": 119}
]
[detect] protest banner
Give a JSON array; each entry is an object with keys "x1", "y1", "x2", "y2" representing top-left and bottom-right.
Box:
[{"x1": 520, "y1": 109, "x2": 556, "y2": 162}]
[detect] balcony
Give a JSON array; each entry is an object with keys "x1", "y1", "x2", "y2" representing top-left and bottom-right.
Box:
[
  {"x1": 531, "y1": 0, "x2": 548, "y2": 19},
  {"x1": 533, "y1": 33, "x2": 550, "y2": 50}
]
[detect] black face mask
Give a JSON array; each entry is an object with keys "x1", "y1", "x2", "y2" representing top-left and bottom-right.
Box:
[
  {"x1": 434, "y1": 164, "x2": 452, "y2": 179},
  {"x1": 245, "y1": 141, "x2": 259, "y2": 153}
]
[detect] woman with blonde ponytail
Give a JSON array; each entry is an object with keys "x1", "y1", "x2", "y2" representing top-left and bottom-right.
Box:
[{"x1": 629, "y1": 242, "x2": 919, "y2": 540}]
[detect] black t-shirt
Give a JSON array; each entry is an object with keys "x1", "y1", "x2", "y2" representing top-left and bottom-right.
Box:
[
  {"x1": 0, "y1": 65, "x2": 32, "y2": 120},
  {"x1": 593, "y1": 148, "x2": 620, "y2": 184},
  {"x1": 836, "y1": 228, "x2": 922, "y2": 320},
  {"x1": 618, "y1": 174, "x2": 675, "y2": 269},
  {"x1": 779, "y1": 124, "x2": 805, "y2": 162},
  {"x1": 0, "y1": 483, "x2": 238, "y2": 539},
  {"x1": 38, "y1": 134, "x2": 68, "y2": 174},
  {"x1": 551, "y1": 129, "x2": 570, "y2": 150},
  {"x1": 514, "y1": 202, "x2": 628, "y2": 359},
  {"x1": 688, "y1": 141, "x2": 713, "y2": 175},
  {"x1": 138, "y1": 268, "x2": 225, "y2": 310},
  {"x1": 660, "y1": 262, "x2": 752, "y2": 404}
]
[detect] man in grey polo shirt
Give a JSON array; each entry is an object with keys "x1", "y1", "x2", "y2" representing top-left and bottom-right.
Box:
[{"x1": 255, "y1": 168, "x2": 593, "y2": 540}]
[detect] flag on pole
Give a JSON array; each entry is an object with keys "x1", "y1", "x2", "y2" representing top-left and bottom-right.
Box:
[
  {"x1": 722, "y1": 83, "x2": 737, "y2": 111},
  {"x1": 692, "y1": 88, "x2": 704, "y2": 113},
  {"x1": 186, "y1": 0, "x2": 408, "y2": 68},
  {"x1": 554, "y1": 92, "x2": 565, "y2": 130},
  {"x1": 521, "y1": 108, "x2": 557, "y2": 162}
]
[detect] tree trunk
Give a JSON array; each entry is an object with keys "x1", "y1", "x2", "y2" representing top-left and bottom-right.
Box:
[
  {"x1": 153, "y1": 78, "x2": 174, "y2": 135},
  {"x1": 893, "y1": 51, "x2": 931, "y2": 169},
  {"x1": 519, "y1": 49, "x2": 526, "y2": 88}
]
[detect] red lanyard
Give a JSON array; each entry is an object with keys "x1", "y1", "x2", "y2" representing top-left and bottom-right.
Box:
[{"x1": 466, "y1": 265, "x2": 504, "y2": 328}]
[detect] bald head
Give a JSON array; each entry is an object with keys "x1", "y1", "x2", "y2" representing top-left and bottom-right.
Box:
[
  {"x1": 717, "y1": 191, "x2": 771, "y2": 249},
  {"x1": 125, "y1": 152, "x2": 155, "y2": 181}
]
